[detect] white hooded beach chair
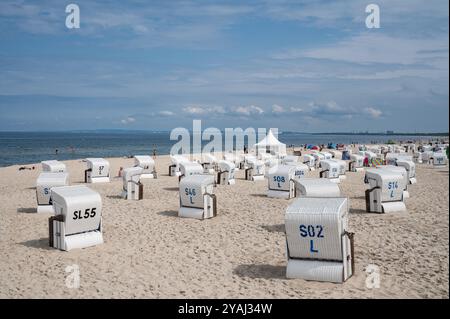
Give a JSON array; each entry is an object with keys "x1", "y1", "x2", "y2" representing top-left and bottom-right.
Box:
[
  {"x1": 421, "y1": 151, "x2": 434, "y2": 164},
  {"x1": 349, "y1": 154, "x2": 364, "y2": 172},
  {"x1": 302, "y1": 154, "x2": 316, "y2": 171},
  {"x1": 364, "y1": 169, "x2": 407, "y2": 213},
  {"x1": 201, "y1": 153, "x2": 218, "y2": 174},
  {"x1": 41, "y1": 160, "x2": 66, "y2": 173},
  {"x1": 385, "y1": 153, "x2": 413, "y2": 166},
  {"x1": 85, "y1": 158, "x2": 110, "y2": 183},
  {"x1": 240, "y1": 154, "x2": 256, "y2": 170},
  {"x1": 223, "y1": 152, "x2": 240, "y2": 171},
  {"x1": 245, "y1": 158, "x2": 265, "y2": 181},
  {"x1": 285, "y1": 197, "x2": 354, "y2": 283},
  {"x1": 331, "y1": 159, "x2": 347, "y2": 181},
  {"x1": 319, "y1": 160, "x2": 340, "y2": 183},
  {"x1": 179, "y1": 174, "x2": 217, "y2": 220},
  {"x1": 413, "y1": 152, "x2": 423, "y2": 164},
  {"x1": 433, "y1": 152, "x2": 448, "y2": 168},
  {"x1": 217, "y1": 160, "x2": 236, "y2": 185},
  {"x1": 49, "y1": 185, "x2": 103, "y2": 251},
  {"x1": 396, "y1": 159, "x2": 417, "y2": 184},
  {"x1": 376, "y1": 165, "x2": 410, "y2": 199},
  {"x1": 169, "y1": 154, "x2": 190, "y2": 176},
  {"x1": 329, "y1": 150, "x2": 342, "y2": 160},
  {"x1": 134, "y1": 155, "x2": 156, "y2": 179},
  {"x1": 267, "y1": 165, "x2": 297, "y2": 199},
  {"x1": 312, "y1": 152, "x2": 325, "y2": 167},
  {"x1": 36, "y1": 172, "x2": 69, "y2": 213},
  {"x1": 322, "y1": 152, "x2": 333, "y2": 160},
  {"x1": 121, "y1": 167, "x2": 144, "y2": 200},
  {"x1": 179, "y1": 161, "x2": 204, "y2": 181},
  {"x1": 281, "y1": 155, "x2": 299, "y2": 165},
  {"x1": 287, "y1": 163, "x2": 309, "y2": 179},
  {"x1": 293, "y1": 178, "x2": 341, "y2": 198}
]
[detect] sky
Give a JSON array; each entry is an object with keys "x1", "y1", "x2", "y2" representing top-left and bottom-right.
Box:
[{"x1": 0, "y1": 0, "x2": 448, "y2": 132}]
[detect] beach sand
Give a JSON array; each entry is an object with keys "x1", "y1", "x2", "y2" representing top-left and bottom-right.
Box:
[{"x1": 0, "y1": 154, "x2": 448, "y2": 299}]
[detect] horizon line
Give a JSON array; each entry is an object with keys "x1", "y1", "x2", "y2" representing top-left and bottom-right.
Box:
[{"x1": 0, "y1": 129, "x2": 448, "y2": 136}]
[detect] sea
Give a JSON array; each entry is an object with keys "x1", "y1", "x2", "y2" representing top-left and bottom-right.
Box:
[{"x1": 0, "y1": 131, "x2": 445, "y2": 167}]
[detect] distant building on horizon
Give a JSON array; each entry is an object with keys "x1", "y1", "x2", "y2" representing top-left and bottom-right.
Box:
[{"x1": 387, "y1": 130, "x2": 394, "y2": 135}]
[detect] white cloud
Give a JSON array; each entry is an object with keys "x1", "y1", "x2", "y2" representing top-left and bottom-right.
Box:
[
  {"x1": 158, "y1": 110, "x2": 174, "y2": 116},
  {"x1": 121, "y1": 116, "x2": 136, "y2": 124},
  {"x1": 274, "y1": 33, "x2": 449, "y2": 66},
  {"x1": 364, "y1": 107, "x2": 383, "y2": 118},
  {"x1": 232, "y1": 105, "x2": 264, "y2": 116},
  {"x1": 289, "y1": 107, "x2": 303, "y2": 113},
  {"x1": 182, "y1": 105, "x2": 226, "y2": 115},
  {"x1": 272, "y1": 104, "x2": 285, "y2": 113}
]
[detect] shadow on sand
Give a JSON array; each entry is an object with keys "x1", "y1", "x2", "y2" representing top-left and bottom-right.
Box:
[
  {"x1": 349, "y1": 208, "x2": 372, "y2": 215},
  {"x1": 106, "y1": 195, "x2": 123, "y2": 199},
  {"x1": 233, "y1": 264, "x2": 286, "y2": 280},
  {"x1": 261, "y1": 224, "x2": 285, "y2": 233},
  {"x1": 19, "y1": 238, "x2": 53, "y2": 251},
  {"x1": 157, "y1": 210, "x2": 178, "y2": 218},
  {"x1": 250, "y1": 193, "x2": 267, "y2": 198},
  {"x1": 17, "y1": 207, "x2": 37, "y2": 214}
]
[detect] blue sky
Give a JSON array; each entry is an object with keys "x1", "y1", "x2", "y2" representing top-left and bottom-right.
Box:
[{"x1": 0, "y1": 0, "x2": 448, "y2": 132}]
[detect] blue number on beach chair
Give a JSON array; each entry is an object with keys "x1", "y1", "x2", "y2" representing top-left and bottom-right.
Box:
[
  {"x1": 273, "y1": 176, "x2": 285, "y2": 188},
  {"x1": 299, "y1": 224, "x2": 324, "y2": 253}
]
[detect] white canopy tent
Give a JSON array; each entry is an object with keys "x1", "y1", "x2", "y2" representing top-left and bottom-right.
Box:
[{"x1": 253, "y1": 129, "x2": 287, "y2": 157}]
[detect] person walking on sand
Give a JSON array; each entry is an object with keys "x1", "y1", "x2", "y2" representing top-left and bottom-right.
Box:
[
  {"x1": 152, "y1": 145, "x2": 157, "y2": 159},
  {"x1": 118, "y1": 167, "x2": 123, "y2": 177}
]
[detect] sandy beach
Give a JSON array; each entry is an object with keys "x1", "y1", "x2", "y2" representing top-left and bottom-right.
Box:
[{"x1": 0, "y1": 154, "x2": 448, "y2": 299}]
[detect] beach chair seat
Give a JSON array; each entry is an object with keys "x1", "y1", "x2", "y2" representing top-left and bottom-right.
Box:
[
  {"x1": 121, "y1": 167, "x2": 144, "y2": 200},
  {"x1": 331, "y1": 159, "x2": 347, "y2": 180},
  {"x1": 201, "y1": 154, "x2": 218, "y2": 174},
  {"x1": 349, "y1": 154, "x2": 364, "y2": 172},
  {"x1": 329, "y1": 150, "x2": 342, "y2": 160},
  {"x1": 302, "y1": 154, "x2": 315, "y2": 171},
  {"x1": 365, "y1": 168, "x2": 407, "y2": 213},
  {"x1": 218, "y1": 160, "x2": 236, "y2": 185},
  {"x1": 285, "y1": 197, "x2": 354, "y2": 283},
  {"x1": 433, "y1": 152, "x2": 448, "y2": 168},
  {"x1": 36, "y1": 172, "x2": 69, "y2": 213},
  {"x1": 376, "y1": 165, "x2": 410, "y2": 198},
  {"x1": 85, "y1": 158, "x2": 110, "y2": 183},
  {"x1": 281, "y1": 155, "x2": 299, "y2": 165},
  {"x1": 134, "y1": 155, "x2": 156, "y2": 179},
  {"x1": 169, "y1": 155, "x2": 190, "y2": 177},
  {"x1": 179, "y1": 161, "x2": 204, "y2": 181},
  {"x1": 245, "y1": 159, "x2": 265, "y2": 181},
  {"x1": 319, "y1": 160, "x2": 340, "y2": 183},
  {"x1": 396, "y1": 159, "x2": 417, "y2": 184},
  {"x1": 49, "y1": 185, "x2": 103, "y2": 251},
  {"x1": 293, "y1": 178, "x2": 341, "y2": 198},
  {"x1": 41, "y1": 160, "x2": 66, "y2": 173},
  {"x1": 267, "y1": 165, "x2": 297, "y2": 199},
  {"x1": 179, "y1": 175, "x2": 217, "y2": 220}
]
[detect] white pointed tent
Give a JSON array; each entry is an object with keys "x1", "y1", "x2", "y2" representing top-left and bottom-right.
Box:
[{"x1": 254, "y1": 129, "x2": 287, "y2": 157}]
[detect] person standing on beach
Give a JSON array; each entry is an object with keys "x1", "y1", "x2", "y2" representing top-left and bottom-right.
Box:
[{"x1": 152, "y1": 145, "x2": 157, "y2": 159}]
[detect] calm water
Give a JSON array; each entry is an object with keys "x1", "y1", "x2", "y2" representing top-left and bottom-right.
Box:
[{"x1": 0, "y1": 131, "x2": 442, "y2": 167}]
